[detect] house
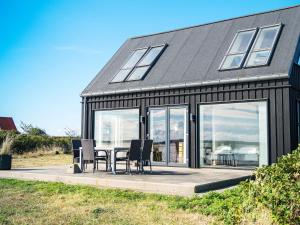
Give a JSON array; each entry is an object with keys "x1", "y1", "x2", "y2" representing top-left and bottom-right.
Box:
[
  {"x1": 81, "y1": 5, "x2": 300, "y2": 168},
  {"x1": 0, "y1": 117, "x2": 17, "y2": 131}
]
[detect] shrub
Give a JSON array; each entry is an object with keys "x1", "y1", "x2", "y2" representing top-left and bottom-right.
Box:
[
  {"x1": 171, "y1": 148, "x2": 300, "y2": 225},
  {"x1": 243, "y1": 148, "x2": 300, "y2": 225},
  {"x1": 0, "y1": 130, "x2": 72, "y2": 154}
]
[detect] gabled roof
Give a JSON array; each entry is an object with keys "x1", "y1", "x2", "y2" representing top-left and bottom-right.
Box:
[
  {"x1": 0, "y1": 117, "x2": 17, "y2": 131},
  {"x1": 82, "y1": 5, "x2": 300, "y2": 96}
]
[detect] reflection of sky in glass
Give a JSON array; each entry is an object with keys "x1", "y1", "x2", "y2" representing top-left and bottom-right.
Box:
[
  {"x1": 201, "y1": 103, "x2": 260, "y2": 142},
  {"x1": 94, "y1": 109, "x2": 139, "y2": 148},
  {"x1": 169, "y1": 108, "x2": 185, "y2": 140},
  {"x1": 150, "y1": 109, "x2": 166, "y2": 143}
]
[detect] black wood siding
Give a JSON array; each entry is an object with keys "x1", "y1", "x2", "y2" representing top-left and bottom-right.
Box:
[
  {"x1": 82, "y1": 77, "x2": 292, "y2": 168},
  {"x1": 289, "y1": 64, "x2": 300, "y2": 152}
]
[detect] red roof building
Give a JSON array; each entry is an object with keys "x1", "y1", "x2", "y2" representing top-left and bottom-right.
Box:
[{"x1": 0, "y1": 117, "x2": 17, "y2": 131}]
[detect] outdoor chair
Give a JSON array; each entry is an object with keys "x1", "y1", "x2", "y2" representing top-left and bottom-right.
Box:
[
  {"x1": 141, "y1": 139, "x2": 153, "y2": 173},
  {"x1": 81, "y1": 139, "x2": 96, "y2": 173},
  {"x1": 95, "y1": 149, "x2": 109, "y2": 171},
  {"x1": 114, "y1": 139, "x2": 142, "y2": 174},
  {"x1": 71, "y1": 139, "x2": 81, "y2": 163}
]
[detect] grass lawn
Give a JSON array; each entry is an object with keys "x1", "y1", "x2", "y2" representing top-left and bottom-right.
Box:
[
  {"x1": 12, "y1": 149, "x2": 72, "y2": 168},
  {"x1": 0, "y1": 178, "x2": 214, "y2": 225}
]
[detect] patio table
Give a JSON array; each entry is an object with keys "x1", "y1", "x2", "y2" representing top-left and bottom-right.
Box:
[{"x1": 79, "y1": 147, "x2": 129, "y2": 174}]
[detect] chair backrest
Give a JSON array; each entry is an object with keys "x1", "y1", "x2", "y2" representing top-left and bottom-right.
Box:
[
  {"x1": 81, "y1": 139, "x2": 95, "y2": 161},
  {"x1": 71, "y1": 139, "x2": 81, "y2": 158},
  {"x1": 129, "y1": 139, "x2": 142, "y2": 161},
  {"x1": 142, "y1": 139, "x2": 153, "y2": 161}
]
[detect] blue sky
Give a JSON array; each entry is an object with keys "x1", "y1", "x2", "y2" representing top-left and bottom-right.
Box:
[{"x1": 1, "y1": 0, "x2": 299, "y2": 136}]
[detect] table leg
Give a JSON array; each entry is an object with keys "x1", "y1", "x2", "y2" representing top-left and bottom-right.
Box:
[
  {"x1": 107, "y1": 151, "x2": 112, "y2": 172},
  {"x1": 111, "y1": 150, "x2": 116, "y2": 175},
  {"x1": 79, "y1": 149, "x2": 82, "y2": 170}
]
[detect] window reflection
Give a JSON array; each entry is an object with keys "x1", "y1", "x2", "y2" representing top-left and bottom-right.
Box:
[
  {"x1": 199, "y1": 102, "x2": 268, "y2": 167},
  {"x1": 150, "y1": 109, "x2": 167, "y2": 162},
  {"x1": 94, "y1": 109, "x2": 139, "y2": 149},
  {"x1": 169, "y1": 108, "x2": 186, "y2": 164}
]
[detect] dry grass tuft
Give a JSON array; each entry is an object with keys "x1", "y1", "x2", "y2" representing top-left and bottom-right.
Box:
[{"x1": 0, "y1": 136, "x2": 14, "y2": 155}]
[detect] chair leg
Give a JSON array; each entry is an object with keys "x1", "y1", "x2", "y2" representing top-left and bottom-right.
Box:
[
  {"x1": 125, "y1": 160, "x2": 128, "y2": 173},
  {"x1": 93, "y1": 161, "x2": 95, "y2": 173},
  {"x1": 150, "y1": 160, "x2": 152, "y2": 173},
  {"x1": 128, "y1": 161, "x2": 131, "y2": 174},
  {"x1": 105, "y1": 159, "x2": 108, "y2": 172}
]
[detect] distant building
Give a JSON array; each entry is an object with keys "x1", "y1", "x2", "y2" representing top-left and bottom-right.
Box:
[{"x1": 0, "y1": 117, "x2": 17, "y2": 131}]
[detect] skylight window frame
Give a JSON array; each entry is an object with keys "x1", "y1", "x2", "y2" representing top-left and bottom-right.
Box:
[
  {"x1": 219, "y1": 28, "x2": 258, "y2": 71},
  {"x1": 125, "y1": 44, "x2": 167, "y2": 81},
  {"x1": 244, "y1": 23, "x2": 283, "y2": 68},
  {"x1": 110, "y1": 47, "x2": 149, "y2": 83}
]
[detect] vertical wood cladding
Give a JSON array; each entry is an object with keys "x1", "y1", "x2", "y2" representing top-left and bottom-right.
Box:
[
  {"x1": 290, "y1": 64, "x2": 300, "y2": 153},
  {"x1": 82, "y1": 78, "x2": 292, "y2": 168}
]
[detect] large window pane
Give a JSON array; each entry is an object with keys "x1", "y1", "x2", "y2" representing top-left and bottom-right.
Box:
[
  {"x1": 111, "y1": 69, "x2": 131, "y2": 83},
  {"x1": 221, "y1": 54, "x2": 244, "y2": 69},
  {"x1": 126, "y1": 66, "x2": 149, "y2": 81},
  {"x1": 150, "y1": 109, "x2": 167, "y2": 162},
  {"x1": 230, "y1": 30, "x2": 256, "y2": 53},
  {"x1": 199, "y1": 101, "x2": 268, "y2": 167},
  {"x1": 138, "y1": 46, "x2": 164, "y2": 66},
  {"x1": 253, "y1": 26, "x2": 280, "y2": 50},
  {"x1": 122, "y1": 48, "x2": 148, "y2": 69},
  {"x1": 246, "y1": 50, "x2": 270, "y2": 67},
  {"x1": 169, "y1": 108, "x2": 187, "y2": 164},
  {"x1": 94, "y1": 109, "x2": 139, "y2": 149}
]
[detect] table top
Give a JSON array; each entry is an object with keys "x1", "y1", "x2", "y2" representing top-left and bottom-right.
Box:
[{"x1": 94, "y1": 147, "x2": 129, "y2": 152}]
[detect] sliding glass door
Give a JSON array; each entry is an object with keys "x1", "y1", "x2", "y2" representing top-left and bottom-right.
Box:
[{"x1": 149, "y1": 106, "x2": 188, "y2": 166}]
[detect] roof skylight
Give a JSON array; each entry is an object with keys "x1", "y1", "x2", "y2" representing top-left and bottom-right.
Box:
[
  {"x1": 219, "y1": 29, "x2": 257, "y2": 70},
  {"x1": 245, "y1": 24, "x2": 282, "y2": 67},
  {"x1": 111, "y1": 48, "x2": 148, "y2": 83},
  {"x1": 111, "y1": 44, "x2": 166, "y2": 83},
  {"x1": 126, "y1": 45, "x2": 165, "y2": 81}
]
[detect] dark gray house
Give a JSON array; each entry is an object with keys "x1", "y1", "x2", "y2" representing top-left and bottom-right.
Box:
[{"x1": 81, "y1": 5, "x2": 300, "y2": 168}]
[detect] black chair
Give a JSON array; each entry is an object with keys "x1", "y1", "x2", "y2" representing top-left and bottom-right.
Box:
[
  {"x1": 94, "y1": 149, "x2": 109, "y2": 171},
  {"x1": 115, "y1": 140, "x2": 142, "y2": 174},
  {"x1": 71, "y1": 139, "x2": 81, "y2": 163},
  {"x1": 81, "y1": 139, "x2": 96, "y2": 173},
  {"x1": 141, "y1": 139, "x2": 153, "y2": 173}
]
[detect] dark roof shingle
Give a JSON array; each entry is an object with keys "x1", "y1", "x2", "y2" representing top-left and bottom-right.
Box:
[{"x1": 82, "y1": 5, "x2": 300, "y2": 96}]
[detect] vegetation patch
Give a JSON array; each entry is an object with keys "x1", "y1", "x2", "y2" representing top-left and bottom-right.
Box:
[
  {"x1": 0, "y1": 130, "x2": 72, "y2": 154},
  {"x1": 171, "y1": 148, "x2": 300, "y2": 225}
]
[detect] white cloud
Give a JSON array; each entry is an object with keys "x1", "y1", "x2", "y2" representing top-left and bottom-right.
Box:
[{"x1": 53, "y1": 45, "x2": 101, "y2": 55}]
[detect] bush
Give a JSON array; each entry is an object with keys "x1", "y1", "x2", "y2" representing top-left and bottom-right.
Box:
[
  {"x1": 243, "y1": 148, "x2": 300, "y2": 225},
  {"x1": 170, "y1": 148, "x2": 300, "y2": 225},
  {"x1": 0, "y1": 130, "x2": 72, "y2": 154}
]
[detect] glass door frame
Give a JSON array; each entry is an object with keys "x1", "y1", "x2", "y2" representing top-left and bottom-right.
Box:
[{"x1": 147, "y1": 105, "x2": 189, "y2": 167}]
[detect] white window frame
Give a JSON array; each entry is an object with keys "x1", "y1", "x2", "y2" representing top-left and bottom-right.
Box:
[
  {"x1": 244, "y1": 24, "x2": 282, "y2": 68},
  {"x1": 110, "y1": 47, "x2": 149, "y2": 83},
  {"x1": 219, "y1": 28, "x2": 258, "y2": 70},
  {"x1": 126, "y1": 44, "x2": 167, "y2": 81}
]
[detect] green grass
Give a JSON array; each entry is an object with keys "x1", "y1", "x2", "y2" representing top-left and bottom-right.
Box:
[
  {"x1": 0, "y1": 178, "x2": 274, "y2": 225},
  {"x1": 0, "y1": 178, "x2": 214, "y2": 225},
  {"x1": 4, "y1": 147, "x2": 299, "y2": 224}
]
